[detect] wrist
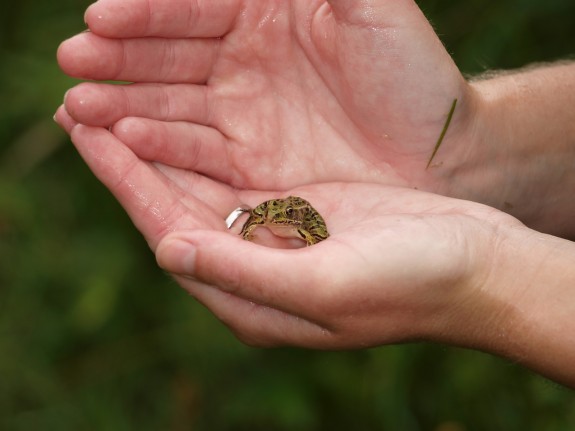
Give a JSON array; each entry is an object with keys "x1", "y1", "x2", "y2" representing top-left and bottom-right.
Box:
[
  {"x1": 438, "y1": 223, "x2": 575, "y2": 386},
  {"x1": 440, "y1": 63, "x2": 575, "y2": 237},
  {"x1": 438, "y1": 78, "x2": 519, "y2": 219}
]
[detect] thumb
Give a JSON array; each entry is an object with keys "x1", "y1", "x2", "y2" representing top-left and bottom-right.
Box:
[{"x1": 156, "y1": 230, "x2": 330, "y2": 310}]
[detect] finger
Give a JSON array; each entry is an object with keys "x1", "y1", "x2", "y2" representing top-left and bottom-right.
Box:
[
  {"x1": 156, "y1": 230, "x2": 334, "y2": 316},
  {"x1": 85, "y1": 0, "x2": 242, "y2": 38},
  {"x1": 176, "y1": 276, "x2": 335, "y2": 348},
  {"x1": 152, "y1": 163, "x2": 238, "y2": 215},
  {"x1": 53, "y1": 104, "x2": 78, "y2": 134},
  {"x1": 111, "y1": 117, "x2": 234, "y2": 183},
  {"x1": 69, "y1": 125, "x2": 223, "y2": 248},
  {"x1": 58, "y1": 32, "x2": 218, "y2": 83},
  {"x1": 63, "y1": 82, "x2": 211, "y2": 128}
]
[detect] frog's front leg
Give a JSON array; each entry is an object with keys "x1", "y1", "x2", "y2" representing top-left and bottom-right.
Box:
[
  {"x1": 296, "y1": 229, "x2": 319, "y2": 246},
  {"x1": 240, "y1": 217, "x2": 264, "y2": 241}
]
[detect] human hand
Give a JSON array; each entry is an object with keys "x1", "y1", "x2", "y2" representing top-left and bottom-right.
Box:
[
  {"x1": 157, "y1": 191, "x2": 575, "y2": 388},
  {"x1": 57, "y1": 0, "x2": 470, "y2": 193},
  {"x1": 155, "y1": 181, "x2": 523, "y2": 350}
]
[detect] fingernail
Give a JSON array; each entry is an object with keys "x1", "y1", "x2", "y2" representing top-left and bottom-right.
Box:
[
  {"x1": 180, "y1": 241, "x2": 197, "y2": 274},
  {"x1": 53, "y1": 113, "x2": 61, "y2": 128},
  {"x1": 53, "y1": 105, "x2": 65, "y2": 129},
  {"x1": 158, "y1": 238, "x2": 197, "y2": 275}
]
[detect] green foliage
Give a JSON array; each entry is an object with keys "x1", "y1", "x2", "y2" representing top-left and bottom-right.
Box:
[{"x1": 1, "y1": 0, "x2": 574, "y2": 429}]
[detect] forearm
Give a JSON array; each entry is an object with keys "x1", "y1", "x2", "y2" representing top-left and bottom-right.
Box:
[
  {"x1": 444, "y1": 225, "x2": 575, "y2": 387},
  {"x1": 448, "y1": 62, "x2": 575, "y2": 237}
]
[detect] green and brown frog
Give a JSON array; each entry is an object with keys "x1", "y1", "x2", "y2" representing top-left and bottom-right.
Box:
[{"x1": 239, "y1": 196, "x2": 329, "y2": 246}]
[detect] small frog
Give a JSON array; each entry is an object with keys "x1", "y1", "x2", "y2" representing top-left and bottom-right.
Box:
[{"x1": 240, "y1": 196, "x2": 329, "y2": 246}]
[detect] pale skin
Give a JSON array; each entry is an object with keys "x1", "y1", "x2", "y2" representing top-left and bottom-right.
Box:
[{"x1": 56, "y1": 0, "x2": 575, "y2": 387}]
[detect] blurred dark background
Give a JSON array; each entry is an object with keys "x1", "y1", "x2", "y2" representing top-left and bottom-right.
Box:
[{"x1": 1, "y1": 0, "x2": 574, "y2": 429}]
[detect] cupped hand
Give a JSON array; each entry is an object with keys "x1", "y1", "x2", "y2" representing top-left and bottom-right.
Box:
[
  {"x1": 156, "y1": 182, "x2": 521, "y2": 349},
  {"x1": 58, "y1": 0, "x2": 471, "y2": 192}
]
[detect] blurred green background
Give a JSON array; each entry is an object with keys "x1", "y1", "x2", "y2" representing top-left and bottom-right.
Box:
[{"x1": 1, "y1": 0, "x2": 574, "y2": 429}]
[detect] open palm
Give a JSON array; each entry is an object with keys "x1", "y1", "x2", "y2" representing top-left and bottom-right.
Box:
[
  {"x1": 58, "y1": 0, "x2": 469, "y2": 191},
  {"x1": 157, "y1": 181, "x2": 522, "y2": 348}
]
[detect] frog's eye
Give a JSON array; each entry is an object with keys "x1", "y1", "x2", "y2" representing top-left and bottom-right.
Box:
[{"x1": 285, "y1": 206, "x2": 294, "y2": 216}]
